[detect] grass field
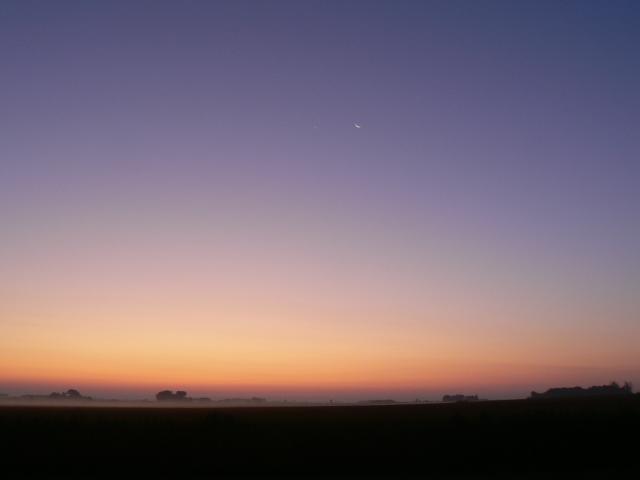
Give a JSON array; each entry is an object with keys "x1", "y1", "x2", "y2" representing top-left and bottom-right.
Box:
[{"x1": 1, "y1": 396, "x2": 638, "y2": 477}]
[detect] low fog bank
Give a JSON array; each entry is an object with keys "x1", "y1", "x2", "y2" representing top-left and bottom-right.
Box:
[
  {"x1": 0, "y1": 396, "x2": 325, "y2": 408},
  {"x1": 0, "y1": 389, "x2": 338, "y2": 408},
  {"x1": 1, "y1": 381, "x2": 635, "y2": 408}
]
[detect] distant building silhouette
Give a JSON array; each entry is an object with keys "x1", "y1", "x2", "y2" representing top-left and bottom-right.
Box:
[{"x1": 530, "y1": 381, "x2": 633, "y2": 399}]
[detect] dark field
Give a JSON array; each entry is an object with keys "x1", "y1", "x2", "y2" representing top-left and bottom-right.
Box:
[{"x1": 1, "y1": 396, "x2": 638, "y2": 478}]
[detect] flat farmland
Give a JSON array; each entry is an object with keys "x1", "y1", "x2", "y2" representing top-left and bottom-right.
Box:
[{"x1": 1, "y1": 396, "x2": 638, "y2": 477}]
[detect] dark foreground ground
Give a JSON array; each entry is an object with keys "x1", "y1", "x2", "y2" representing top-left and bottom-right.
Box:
[{"x1": 1, "y1": 396, "x2": 638, "y2": 478}]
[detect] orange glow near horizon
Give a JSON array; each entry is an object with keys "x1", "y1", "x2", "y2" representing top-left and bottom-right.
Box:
[{"x1": 2, "y1": 287, "x2": 638, "y2": 399}]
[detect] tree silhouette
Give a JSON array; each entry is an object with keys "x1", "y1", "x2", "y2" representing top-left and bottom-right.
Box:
[
  {"x1": 156, "y1": 390, "x2": 191, "y2": 401},
  {"x1": 66, "y1": 389, "x2": 81, "y2": 398}
]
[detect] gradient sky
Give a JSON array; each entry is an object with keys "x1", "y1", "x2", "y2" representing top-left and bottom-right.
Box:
[{"x1": 1, "y1": 0, "x2": 639, "y2": 401}]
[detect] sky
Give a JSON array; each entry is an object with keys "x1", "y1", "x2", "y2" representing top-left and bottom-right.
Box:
[{"x1": 1, "y1": 0, "x2": 639, "y2": 401}]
